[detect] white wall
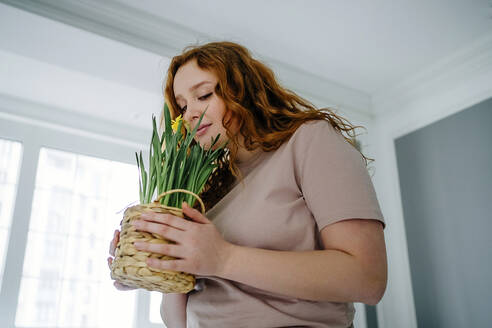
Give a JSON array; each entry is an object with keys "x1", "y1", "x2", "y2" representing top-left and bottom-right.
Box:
[{"x1": 370, "y1": 34, "x2": 492, "y2": 328}]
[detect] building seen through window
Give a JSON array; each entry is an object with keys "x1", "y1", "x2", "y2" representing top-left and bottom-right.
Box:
[{"x1": 15, "y1": 147, "x2": 139, "y2": 328}]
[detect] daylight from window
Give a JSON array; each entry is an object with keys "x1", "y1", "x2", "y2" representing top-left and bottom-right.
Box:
[
  {"x1": 15, "y1": 147, "x2": 139, "y2": 328},
  {"x1": 0, "y1": 139, "x2": 22, "y2": 286}
]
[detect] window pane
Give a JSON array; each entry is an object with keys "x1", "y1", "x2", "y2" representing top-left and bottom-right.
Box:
[
  {"x1": 16, "y1": 147, "x2": 139, "y2": 328},
  {"x1": 0, "y1": 138, "x2": 22, "y2": 185},
  {"x1": 0, "y1": 184, "x2": 18, "y2": 229},
  {"x1": 28, "y1": 187, "x2": 73, "y2": 234},
  {"x1": 0, "y1": 139, "x2": 22, "y2": 286},
  {"x1": 16, "y1": 277, "x2": 62, "y2": 327},
  {"x1": 0, "y1": 228, "x2": 8, "y2": 282},
  {"x1": 22, "y1": 231, "x2": 68, "y2": 279},
  {"x1": 58, "y1": 280, "x2": 100, "y2": 327}
]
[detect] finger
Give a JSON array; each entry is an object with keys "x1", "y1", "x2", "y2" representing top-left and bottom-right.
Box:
[
  {"x1": 134, "y1": 241, "x2": 183, "y2": 258},
  {"x1": 132, "y1": 220, "x2": 184, "y2": 243},
  {"x1": 147, "y1": 257, "x2": 188, "y2": 273},
  {"x1": 182, "y1": 202, "x2": 210, "y2": 224},
  {"x1": 109, "y1": 230, "x2": 119, "y2": 256},
  {"x1": 140, "y1": 212, "x2": 191, "y2": 231},
  {"x1": 107, "y1": 257, "x2": 113, "y2": 269},
  {"x1": 114, "y1": 281, "x2": 136, "y2": 291}
]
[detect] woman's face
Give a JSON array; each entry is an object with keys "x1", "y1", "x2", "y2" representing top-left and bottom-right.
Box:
[{"x1": 173, "y1": 60, "x2": 232, "y2": 150}]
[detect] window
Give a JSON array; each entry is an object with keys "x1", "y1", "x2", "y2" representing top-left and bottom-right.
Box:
[
  {"x1": 15, "y1": 147, "x2": 140, "y2": 328},
  {"x1": 0, "y1": 139, "x2": 22, "y2": 286}
]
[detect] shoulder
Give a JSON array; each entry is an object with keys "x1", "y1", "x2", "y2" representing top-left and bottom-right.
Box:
[
  {"x1": 288, "y1": 119, "x2": 363, "y2": 172},
  {"x1": 268, "y1": 119, "x2": 352, "y2": 167},
  {"x1": 289, "y1": 119, "x2": 344, "y2": 151},
  {"x1": 292, "y1": 119, "x2": 339, "y2": 140}
]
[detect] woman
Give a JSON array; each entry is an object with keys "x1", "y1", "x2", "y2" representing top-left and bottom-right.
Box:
[{"x1": 108, "y1": 41, "x2": 387, "y2": 328}]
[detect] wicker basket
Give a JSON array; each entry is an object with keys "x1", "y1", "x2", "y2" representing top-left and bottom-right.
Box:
[{"x1": 110, "y1": 189, "x2": 205, "y2": 293}]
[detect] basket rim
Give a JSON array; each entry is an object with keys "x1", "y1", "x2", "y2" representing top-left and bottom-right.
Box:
[{"x1": 154, "y1": 188, "x2": 205, "y2": 213}]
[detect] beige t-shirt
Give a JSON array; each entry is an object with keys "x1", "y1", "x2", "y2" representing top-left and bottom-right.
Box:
[{"x1": 186, "y1": 120, "x2": 385, "y2": 328}]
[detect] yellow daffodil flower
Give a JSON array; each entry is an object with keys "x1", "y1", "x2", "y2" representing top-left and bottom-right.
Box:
[{"x1": 171, "y1": 115, "x2": 182, "y2": 132}]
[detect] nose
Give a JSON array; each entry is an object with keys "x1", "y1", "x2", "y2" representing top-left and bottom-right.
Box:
[{"x1": 183, "y1": 101, "x2": 203, "y2": 125}]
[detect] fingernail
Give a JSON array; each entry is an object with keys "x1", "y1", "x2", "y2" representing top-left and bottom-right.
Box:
[{"x1": 134, "y1": 242, "x2": 142, "y2": 248}]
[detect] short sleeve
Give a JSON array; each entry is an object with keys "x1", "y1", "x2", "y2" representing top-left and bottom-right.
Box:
[{"x1": 294, "y1": 121, "x2": 385, "y2": 231}]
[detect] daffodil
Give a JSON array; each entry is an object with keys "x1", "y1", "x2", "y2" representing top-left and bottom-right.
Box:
[
  {"x1": 171, "y1": 115, "x2": 183, "y2": 132},
  {"x1": 171, "y1": 115, "x2": 192, "y2": 133},
  {"x1": 135, "y1": 103, "x2": 227, "y2": 208}
]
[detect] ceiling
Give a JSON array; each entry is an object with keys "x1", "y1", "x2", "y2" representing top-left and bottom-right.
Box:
[
  {"x1": 117, "y1": 0, "x2": 492, "y2": 95},
  {"x1": 1, "y1": 0, "x2": 492, "y2": 129}
]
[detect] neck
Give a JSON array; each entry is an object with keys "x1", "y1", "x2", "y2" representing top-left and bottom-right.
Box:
[
  {"x1": 236, "y1": 147, "x2": 262, "y2": 163},
  {"x1": 231, "y1": 129, "x2": 262, "y2": 164}
]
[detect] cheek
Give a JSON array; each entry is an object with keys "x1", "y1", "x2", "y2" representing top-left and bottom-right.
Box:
[{"x1": 212, "y1": 96, "x2": 227, "y2": 119}]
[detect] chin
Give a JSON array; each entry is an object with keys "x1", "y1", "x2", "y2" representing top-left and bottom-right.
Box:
[
  {"x1": 194, "y1": 137, "x2": 211, "y2": 150},
  {"x1": 195, "y1": 132, "x2": 226, "y2": 151}
]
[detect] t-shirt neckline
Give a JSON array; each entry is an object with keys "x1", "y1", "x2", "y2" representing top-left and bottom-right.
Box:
[{"x1": 206, "y1": 150, "x2": 268, "y2": 215}]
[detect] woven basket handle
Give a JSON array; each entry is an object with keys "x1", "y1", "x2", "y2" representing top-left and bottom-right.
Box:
[{"x1": 154, "y1": 189, "x2": 206, "y2": 214}]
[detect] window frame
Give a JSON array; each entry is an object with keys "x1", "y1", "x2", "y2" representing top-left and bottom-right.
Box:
[{"x1": 0, "y1": 103, "x2": 161, "y2": 328}]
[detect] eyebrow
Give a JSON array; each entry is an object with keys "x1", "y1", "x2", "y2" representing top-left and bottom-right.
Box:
[{"x1": 175, "y1": 81, "x2": 214, "y2": 100}]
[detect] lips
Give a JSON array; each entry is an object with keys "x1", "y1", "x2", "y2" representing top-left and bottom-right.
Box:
[
  {"x1": 196, "y1": 123, "x2": 211, "y2": 136},
  {"x1": 197, "y1": 123, "x2": 211, "y2": 131}
]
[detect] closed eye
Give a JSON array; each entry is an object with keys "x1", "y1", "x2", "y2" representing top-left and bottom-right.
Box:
[
  {"x1": 198, "y1": 92, "x2": 212, "y2": 101},
  {"x1": 179, "y1": 92, "x2": 212, "y2": 113}
]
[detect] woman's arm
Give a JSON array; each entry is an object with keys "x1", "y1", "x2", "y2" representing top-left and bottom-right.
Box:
[
  {"x1": 220, "y1": 219, "x2": 387, "y2": 304},
  {"x1": 134, "y1": 203, "x2": 387, "y2": 305},
  {"x1": 161, "y1": 293, "x2": 187, "y2": 328}
]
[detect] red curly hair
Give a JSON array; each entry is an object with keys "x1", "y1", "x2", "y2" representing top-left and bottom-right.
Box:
[{"x1": 164, "y1": 41, "x2": 371, "y2": 211}]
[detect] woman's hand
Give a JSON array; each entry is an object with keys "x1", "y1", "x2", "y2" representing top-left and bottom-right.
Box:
[
  {"x1": 108, "y1": 229, "x2": 137, "y2": 291},
  {"x1": 132, "y1": 202, "x2": 233, "y2": 277}
]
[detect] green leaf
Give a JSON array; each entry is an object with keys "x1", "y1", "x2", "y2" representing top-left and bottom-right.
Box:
[
  {"x1": 139, "y1": 151, "x2": 147, "y2": 200},
  {"x1": 136, "y1": 152, "x2": 143, "y2": 203},
  {"x1": 135, "y1": 103, "x2": 227, "y2": 207}
]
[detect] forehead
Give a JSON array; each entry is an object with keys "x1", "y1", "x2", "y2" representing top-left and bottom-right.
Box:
[{"x1": 173, "y1": 60, "x2": 217, "y2": 97}]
